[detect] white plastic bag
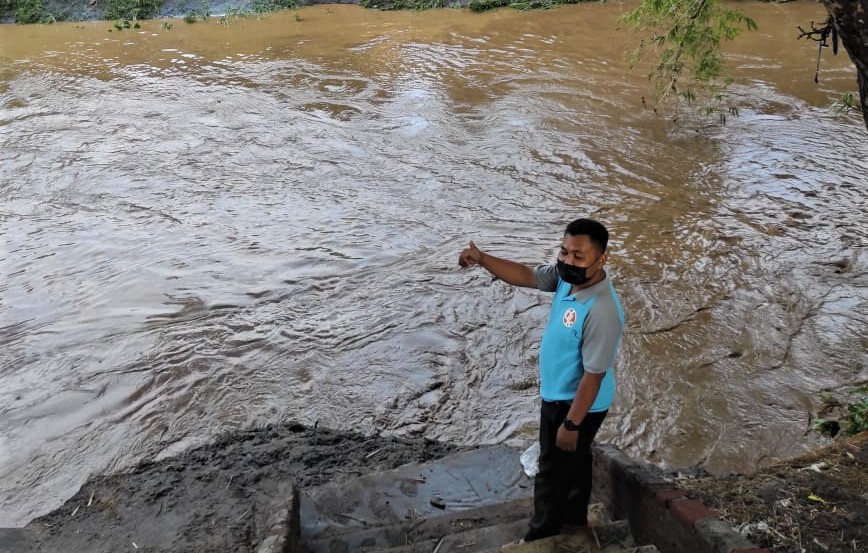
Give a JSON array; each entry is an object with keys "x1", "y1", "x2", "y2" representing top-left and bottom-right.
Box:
[{"x1": 520, "y1": 442, "x2": 540, "y2": 477}]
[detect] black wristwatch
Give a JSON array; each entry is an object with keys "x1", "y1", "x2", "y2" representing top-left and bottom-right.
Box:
[{"x1": 562, "y1": 418, "x2": 581, "y2": 431}]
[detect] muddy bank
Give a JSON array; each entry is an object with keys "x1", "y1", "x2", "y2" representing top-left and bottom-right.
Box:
[
  {"x1": 12, "y1": 422, "x2": 465, "y2": 553},
  {"x1": 680, "y1": 432, "x2": 868, "y2": 553}
]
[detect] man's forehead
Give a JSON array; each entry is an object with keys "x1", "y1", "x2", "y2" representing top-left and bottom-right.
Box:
[{"x1": 561, "y1": 234, "x2": 594, "y2": 249}]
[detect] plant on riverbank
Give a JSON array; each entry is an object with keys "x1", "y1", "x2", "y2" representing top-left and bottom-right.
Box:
[
  {"x1": 183, "y1": 0, "x2": 210, "y2": 22},
  {"x1": 466, "y1": 0, "x2": 579, "y2": 12},
  {"x1": 622, "y1": 0, "x2": 757, "y2": 122},
  {"x1": 360, "y1": 0, "x2": 447, "y2": 10},
  {"x1": 252, "y1": 0, "x2": 296, "y2": 12},
  {"x1": 3, "y1": 0, "x2": 64, "y2": 23},
  {"x1": 813, "y1": 385, "x2": 868, "y2": 438},
  {"x1": 112, "y1": 18, "x2": 140, "y2": 29},
  {"x1": 219, "y1": 5, "x2": 252, "y2": 24},
  {"x1": 217, "y1": 0, "x2": 294, "y2": 24},
  {"x1": 832, "y1": 91, "x2": 862, "y2": 116},
  {"x1": 104, "y1": 0, "x2": 161, "y2": 20}
]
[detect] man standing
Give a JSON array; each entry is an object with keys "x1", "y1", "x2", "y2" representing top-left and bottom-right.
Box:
[{"x1": 458, "y1": 218, "x2": 625, "y2": 543}]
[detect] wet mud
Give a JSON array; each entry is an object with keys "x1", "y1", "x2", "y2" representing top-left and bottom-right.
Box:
[{"x1": 18, "y1": 423, "x2": 464, "y2": 553}]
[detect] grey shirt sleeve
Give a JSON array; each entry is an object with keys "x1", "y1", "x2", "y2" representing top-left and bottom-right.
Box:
[
  {"x1": 581, "y1": 294, "x2": 624, "y2": 374},
  {"x1": 533, "y1": 263, "x2": 559, "y2": 292}
]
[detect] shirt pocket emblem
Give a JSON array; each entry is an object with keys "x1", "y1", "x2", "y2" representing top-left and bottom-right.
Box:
[{"x1": 563, "y1": 307, "x2": 577, "y2": 328}]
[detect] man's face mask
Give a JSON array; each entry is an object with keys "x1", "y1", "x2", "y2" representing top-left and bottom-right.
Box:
[{"x1": 557, "y1": 257, "x2": 599, "y2": 286}]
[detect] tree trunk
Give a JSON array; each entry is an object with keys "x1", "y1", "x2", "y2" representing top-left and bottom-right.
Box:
[{"x1": 822, "y1": 0, "x2": 868, "y2": 131}]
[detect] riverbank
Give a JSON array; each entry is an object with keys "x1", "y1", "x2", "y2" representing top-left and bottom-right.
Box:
[
  {"x1": 680, "y1": 432, "x2": 868, "y2": 553},
  {"x1": 1, "y1": 0, "x2": 553, "y2": 25},
  {"x1": 12, "y1": 422, "x2": 466, "y2": 552},
  {"x1": 3, "y1": 0, "x2": 329, "y2": 25},
  {"x1": 6, "y1": 422, "x2": 864, "y2": 552}
]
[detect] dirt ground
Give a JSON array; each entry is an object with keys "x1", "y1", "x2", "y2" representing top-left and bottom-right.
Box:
[
  {"x1": 14, "y1": 425, "x2": 867, "y2": 553},
  {"x1": 22, "y1": 422, "x2": 465, "y2": 553},
  {"x1": 680, "y1": 432, "x2": 868, "y2": 553}
]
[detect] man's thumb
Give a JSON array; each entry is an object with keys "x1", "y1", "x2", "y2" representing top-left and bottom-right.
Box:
[{"x1": 469, "y1": 240, "x2": 479, "y2": 251}]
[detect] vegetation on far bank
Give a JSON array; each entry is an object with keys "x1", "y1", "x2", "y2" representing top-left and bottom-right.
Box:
[
  {"x1": 360, "y1": 0, "x2": 584, "y2": 11},
  {"x1": 0, "y1": 0, "x2": 302, "y2": 23},
  {"x1": 1, "y1": 0, "x2": 593, "y2": 25}
]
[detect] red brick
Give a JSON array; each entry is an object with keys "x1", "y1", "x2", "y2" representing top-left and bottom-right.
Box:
[
  {"x1": 669, "y1": 498, "x2": 713, "y2": 526},
  {"x1": 655, "y1": 488, "x2": 687, "y2": 507}
]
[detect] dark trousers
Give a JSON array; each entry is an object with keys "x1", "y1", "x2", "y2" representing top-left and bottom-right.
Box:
[{"x1": 524, "y1": 401, "x2": 607, "y2": 542}]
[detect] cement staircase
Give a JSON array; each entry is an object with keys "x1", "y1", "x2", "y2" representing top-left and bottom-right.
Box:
[{"x1": 297, "y1": 446, "x2": 657, "y2": 553}]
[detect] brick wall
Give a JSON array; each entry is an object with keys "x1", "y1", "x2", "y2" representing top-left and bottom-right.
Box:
[{"x1": 591, "y1": 444, "x2": 769, "y2": 553}]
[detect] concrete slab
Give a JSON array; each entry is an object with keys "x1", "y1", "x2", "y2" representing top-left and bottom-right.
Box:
[
  {"x1": 254, "y1": 480, "x2": 299, "y2": 553},
  {"x1": 426, "y1": 519, "x2": 527, "y2": 552},
  {"x1": 492, "y1": 526, "x2": 646, "y2": 553},
  {"x1": 356, "y1": 519, "x2": 528, "y2": 553},
  {"x1": 300, "y1": 445, "x2": 530, "y2": 542},
  {"x1": 303, "y1": 496, "x2": 532, "y2": 553}
]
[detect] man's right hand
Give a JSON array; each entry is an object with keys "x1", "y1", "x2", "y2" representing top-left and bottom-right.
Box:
[{"x1": 458, "y1": 241, "x2": 484, "y2": 267}]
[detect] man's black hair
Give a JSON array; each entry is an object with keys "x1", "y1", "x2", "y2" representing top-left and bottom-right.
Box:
[{"x1": 564, "y1": 218, "x2": 609, "y2": 252}]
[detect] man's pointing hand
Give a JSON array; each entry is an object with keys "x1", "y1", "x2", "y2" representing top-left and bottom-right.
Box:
[{"x1": 458, "y1": 241, "x2": 484, "y2": 267}]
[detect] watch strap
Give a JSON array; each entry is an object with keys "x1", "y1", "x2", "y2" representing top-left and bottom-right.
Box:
[{"x1": 562, "y1": 418, "x2": 581, "y2": 431}]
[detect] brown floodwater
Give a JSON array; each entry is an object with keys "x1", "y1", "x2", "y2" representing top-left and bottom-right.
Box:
[{"x1": 1, "y1": 2, "x2": 866, "y2": 527}]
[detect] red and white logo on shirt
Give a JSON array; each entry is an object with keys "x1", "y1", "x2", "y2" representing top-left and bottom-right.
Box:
[{"x1": 563, "y1": 308, "x2": 577, "y2": 328}]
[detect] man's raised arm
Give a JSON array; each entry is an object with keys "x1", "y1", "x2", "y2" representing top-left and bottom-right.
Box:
[{"x1": 458, "y1": 241, "x2": 538, "y2": 288}]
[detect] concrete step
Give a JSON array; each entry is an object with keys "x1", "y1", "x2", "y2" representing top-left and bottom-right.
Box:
[
  {"x1": 299, "y1": 445, "x2": 531, "y2": 549},
  {"x1": 301, "y1": 496, "x2": 532, "y2": 553},
  {"x1": 490, "y1": 542, "x2": 659, "y2": 553},
  {"x1": 295, "y1": 444, "x2": 656, "y2": 553},
  {"x1": 506, "y1": 521, "x2": 636, "y2": 552},
  {"x1": 361, "y1": 519, "x2": 527, "y2": 553},
  {"x1": 357, "y1": 519, "x2": 652, "y2": 553}
]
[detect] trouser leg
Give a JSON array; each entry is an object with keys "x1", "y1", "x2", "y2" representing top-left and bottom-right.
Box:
[
  {"x1": 565, "y1": 409, "x2": 607, "y2": 526},
  {"x1": 524, "y1": 402, "x2": 607, "y2": 541}
]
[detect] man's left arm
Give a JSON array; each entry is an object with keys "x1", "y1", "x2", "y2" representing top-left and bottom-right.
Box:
[{"x1": 556, "y1": 372, "x2": 605, "y2": 450}]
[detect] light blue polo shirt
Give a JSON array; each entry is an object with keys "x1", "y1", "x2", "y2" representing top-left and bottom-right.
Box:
[{"x1": 533, "y1": 264, "x2": 625, "y2": 411}]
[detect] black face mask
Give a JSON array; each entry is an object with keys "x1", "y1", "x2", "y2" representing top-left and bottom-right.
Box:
[{"x1": 557, "y1": 259, "x2": 596, "y2": 286}]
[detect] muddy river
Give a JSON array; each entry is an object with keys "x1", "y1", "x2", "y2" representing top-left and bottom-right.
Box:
[{"x1": 1, "y1": 2, "x2": 866, "y2": 527}]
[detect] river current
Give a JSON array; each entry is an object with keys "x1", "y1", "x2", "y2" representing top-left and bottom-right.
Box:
[{"x1": 1, "y1": 3, "x2": 866, "y2": 526}]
